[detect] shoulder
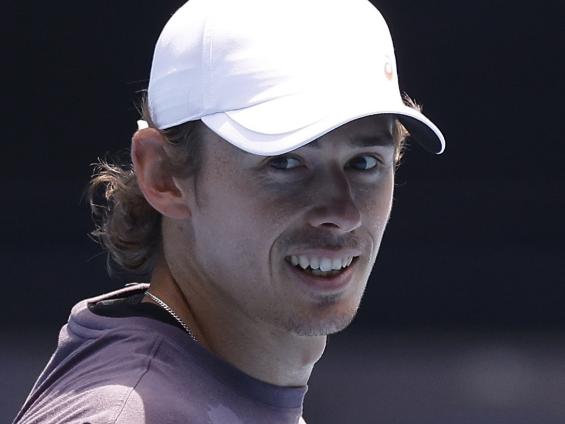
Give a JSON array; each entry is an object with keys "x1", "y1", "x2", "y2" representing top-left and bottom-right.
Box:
[
  {"x1": 16, "y1": 332, "x2": 199, "y2": 424},
  {"x1": 15, "y1": 381, "x2": 191, "y2": 424},
  {"x1": 15, "y1": 332, "x2": 164, "y2": 423}
]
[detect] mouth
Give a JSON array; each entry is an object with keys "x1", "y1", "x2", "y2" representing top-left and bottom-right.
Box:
[{"x1": 285, "y1": 255, "x2": 360, "y2": 278}]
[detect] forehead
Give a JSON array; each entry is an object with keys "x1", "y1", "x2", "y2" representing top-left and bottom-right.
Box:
[{"x1": 303, "y1": 115, "x2": 394, "y2": 150}]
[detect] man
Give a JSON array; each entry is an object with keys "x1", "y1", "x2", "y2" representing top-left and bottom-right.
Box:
[{"x1": 14, "y1": 0, "x2": 444, "y2": 422}]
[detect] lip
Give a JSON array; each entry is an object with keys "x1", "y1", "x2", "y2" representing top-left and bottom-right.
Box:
[
  {"x1": 285, "y1": 249, "x2": 362, "y2": 260},
  {"x1": 285, "y1": 256, "x2": 358, "y2": 293}
]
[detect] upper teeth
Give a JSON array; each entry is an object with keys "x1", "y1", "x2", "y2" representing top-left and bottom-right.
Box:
[{"x1": 289, "y1": 255, "x2": 354, "y2": 271}]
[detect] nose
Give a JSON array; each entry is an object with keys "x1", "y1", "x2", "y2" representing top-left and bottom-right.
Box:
[{"x1": 306, "y1": 168, "x2": 362, "y2": 233}]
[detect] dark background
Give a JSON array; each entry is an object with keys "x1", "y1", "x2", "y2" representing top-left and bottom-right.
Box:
[{"x1": 3, "y1": 0, "x2": 565, "y2": 422}]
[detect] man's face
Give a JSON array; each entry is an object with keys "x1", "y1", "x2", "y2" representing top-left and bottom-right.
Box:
[{"x1": 173, "y1": 115, "x2": 395, "y2": 336}]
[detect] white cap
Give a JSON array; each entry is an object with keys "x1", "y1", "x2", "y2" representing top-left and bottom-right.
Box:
[{"x1": 147, "y1": 0, "x2": 445, "y2": 155}]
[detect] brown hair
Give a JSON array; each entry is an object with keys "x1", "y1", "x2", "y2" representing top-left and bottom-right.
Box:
[
  {"x1": 88, "y1": 96, "x2": 202, "y2": 277},
  {"x1": 88, "y1": 94, "x2": 418, "y2": 276}
]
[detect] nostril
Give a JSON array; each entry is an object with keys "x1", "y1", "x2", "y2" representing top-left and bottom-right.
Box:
[
  {"x1": 320, "y1": 222, "x2": 340, "y2": 228},
  {"x1": 307, "y1": 204, "x2": 362, "y2": 232}
]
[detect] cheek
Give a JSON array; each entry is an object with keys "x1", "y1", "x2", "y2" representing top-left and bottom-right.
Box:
[
  {"x1": 259, "y1": 186, "x2": 313, "y2": 226},
  {"x1": 194, "y1": 173, "x2": 301, "y2": 258},
  {"x1": 355, "y1": 175, "x2": 394, "y2": 219}
]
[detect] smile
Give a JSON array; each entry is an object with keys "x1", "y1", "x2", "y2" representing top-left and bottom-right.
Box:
[{"x1": 286, "y1": 255, "x2": 358, "y2": 277}]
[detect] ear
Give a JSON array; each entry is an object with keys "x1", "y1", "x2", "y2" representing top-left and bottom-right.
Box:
[{"x1": 131, "y1": 128, "x2": 191, "y2": 219}]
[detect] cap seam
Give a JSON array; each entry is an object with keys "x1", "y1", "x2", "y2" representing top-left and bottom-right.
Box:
[{"x1": 201, "y1": 11, "x2": 213, "y2": 114}]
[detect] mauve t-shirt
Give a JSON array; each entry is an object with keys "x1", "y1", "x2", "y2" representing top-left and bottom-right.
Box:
[{"x1": 14, "y1": 283, "x2": 307, "y2": 424}]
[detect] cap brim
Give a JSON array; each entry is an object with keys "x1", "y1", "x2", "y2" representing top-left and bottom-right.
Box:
[
  {"x1": 201, "y1": 97, "x2": 445, "y2": 156},
  {"x1": 396, "y1": 112, "x2": 445, "y2": 154}
]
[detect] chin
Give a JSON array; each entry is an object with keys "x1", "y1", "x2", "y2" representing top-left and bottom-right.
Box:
[{"x1": 282, "y1": 302, "x2": 359, "y2": 337}]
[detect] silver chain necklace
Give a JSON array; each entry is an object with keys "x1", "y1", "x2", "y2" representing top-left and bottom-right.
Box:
[{"x1": 144, "y1": 291, "x2": 198, "y2": 342}]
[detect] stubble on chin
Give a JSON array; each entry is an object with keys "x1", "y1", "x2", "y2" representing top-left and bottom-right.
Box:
[{"x1": 276, "y1": 298, "x2": 360, "y2": 337}]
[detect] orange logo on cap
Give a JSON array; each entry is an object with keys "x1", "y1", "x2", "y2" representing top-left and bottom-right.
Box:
[{"x1": 384, "y1": 56, "x2": 394, "y2": 81}]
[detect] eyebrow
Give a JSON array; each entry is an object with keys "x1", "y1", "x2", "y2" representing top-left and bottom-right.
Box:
[{"x1": 304, "y1": 133, "x2": 394, "y2": 149}]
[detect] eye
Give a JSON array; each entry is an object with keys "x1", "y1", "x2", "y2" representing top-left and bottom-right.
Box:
[
  {"x1": 348, "y1": 154, "x2": 380, "y2": 171},
  {"x1": 268, "y1": 155, "x2": 302, "y2": 170}
]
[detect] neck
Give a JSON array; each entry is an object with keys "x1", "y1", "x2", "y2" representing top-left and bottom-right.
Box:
[{"x1": 145, "y1": 254, "x2": 325, "y2": 387}]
